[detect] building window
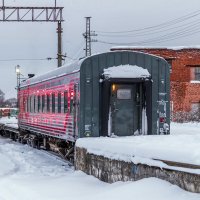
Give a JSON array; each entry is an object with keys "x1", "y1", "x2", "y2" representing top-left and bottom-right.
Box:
[
  {"x1": 194, "y1": 67, "x2": 200, "y2": 81},
  {"x1": 58, "y1": 92, "x2": 61, "y2": 113},
  {"x1": 191, "y1": 103, "x2": 200, "y2": 112}
]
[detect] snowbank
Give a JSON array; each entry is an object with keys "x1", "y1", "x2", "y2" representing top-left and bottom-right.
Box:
[
  {"x1": 76, "y1": 122, "x2": 200, "y2": 169},
  {"x1": 0, "y1": 137, "x2": 199, "y2": 199},
  {"x1": 0, "y1": 117, "x2": 18, "y2": 129}
]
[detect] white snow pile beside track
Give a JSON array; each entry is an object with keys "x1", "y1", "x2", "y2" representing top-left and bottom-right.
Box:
[
  {"x1": 76, "y1": 122, "x2": 200, "y2": 173},
  {"x1": 0, "y1": 117, "x2": 18, "y2": 129},
  {"x1": 0, "y1": 136, "x2": 199, "y2": 200}
]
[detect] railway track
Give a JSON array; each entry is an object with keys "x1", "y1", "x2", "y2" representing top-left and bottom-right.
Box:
[
  {"x1": 0, "y1": 122, "x2": 200, "y2": 171},
  {"x1": 0, "y1": 122, "x2": 74, "y2": 164}
]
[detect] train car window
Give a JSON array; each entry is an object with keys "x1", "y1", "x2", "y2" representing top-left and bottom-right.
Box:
[
  {"x1": 42, "y1": 95, "x2": 45, "y2": 113},
  {"x1": 70, "y1": 99, "x2": 73, "y2": 113},
  {"x1": 58, "y1": 92, "x2": 61, "y2": 113},
  {"x1": 30, "y1": 96, "x2": 32, "y2": 113},
  {"x1": 70, "y1": 91, "x2": 74, "y2": 113},
  {"x1": 52, "y1": 93, "x2": 55, "y2": 113},
  {"x1": 47, "y1": 94, "x2": 50, "y2": 112},
  {"x1": 26, "y1": 97, "x2": 29, "y2": 112},
  {"x1": 27, "y1": 96, "x2": 29, "y2": 112},
  {"x1": 34, "y1": 96, "x2": 36, "y2": 113},
  {"x1": 23, "y1": 97, "x2": 26, "y2": 112},
  {"x1": 117, "y1": 89, "x2": 132, "y2": 100},
  {"x1": 64, "y1": 91, "x2": 68, "y2": 113},
  {"x1": 29, "y1": 96, "x2": 31, "y2": 113},
  {"x1": 38, "y1": 95, "x2": 41, "y2": 113}
]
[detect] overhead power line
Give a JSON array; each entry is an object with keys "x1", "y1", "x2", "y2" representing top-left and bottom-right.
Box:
[
  {"x1": 96, "y1": 9, "x2": 200, "y2": 34},
  {"x1": 96, "y1": 9, "x2": 200, "y2": 46},
  {"x1": 98, "y1": 28, "x2": 200, "y2": 46},
  {"x1": 0, "y1": 57, "x2": 57, "y2": 62},
  {"x1": 97, "y1": 19, "x2": 200, "y2": 38},
  {"x1": 98, "y1": 20, "x2": 200, "y2": 45}
]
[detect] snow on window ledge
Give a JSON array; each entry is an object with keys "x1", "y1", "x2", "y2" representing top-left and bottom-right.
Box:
[{"x1": 190, "y1": 80, "x2": 200, "y2": 84}]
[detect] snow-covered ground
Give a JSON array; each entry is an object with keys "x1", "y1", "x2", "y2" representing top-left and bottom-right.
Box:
[
  {"x1": 0, "y1": 136, "x2": 199, "y2": 200},
  {"x1": 0, "y1": 117, "x2": 200, "y2": 199},
  {"x1": 0, "y1": 117, "x2": 18, "y2": 129}
]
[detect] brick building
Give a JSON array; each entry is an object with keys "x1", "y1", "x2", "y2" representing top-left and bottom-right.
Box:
[{"x1": 111, "y1": 47, "x2": 200, "y2": 115}]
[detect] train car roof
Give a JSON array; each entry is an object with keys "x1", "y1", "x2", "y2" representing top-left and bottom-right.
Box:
[{"x1": 20, "y1": 59, "x2": 84, "y2": 88}]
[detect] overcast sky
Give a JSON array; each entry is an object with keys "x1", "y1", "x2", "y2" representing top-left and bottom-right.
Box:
[{"x1": 1, "y1": 0, "x2": 200, "y2": 99}]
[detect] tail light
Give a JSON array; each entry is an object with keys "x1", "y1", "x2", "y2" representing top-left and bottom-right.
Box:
[{"x1": 160, "y1": 117, "x2": 165, "y2": 123}]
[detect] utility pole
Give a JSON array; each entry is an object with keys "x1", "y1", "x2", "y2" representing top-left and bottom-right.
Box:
[
  {"x1": 57, "y1": 21, "x2": 63, "y2": 67},
  {"x1": 54, "y1": 0, "x2": 64, "y2": 67},
  {"x1": 0, "y1": 1, "x2": 64, "y2": 67},
  {"x1": 83, "y1": 17, "x2": 97, "y2": 57}
]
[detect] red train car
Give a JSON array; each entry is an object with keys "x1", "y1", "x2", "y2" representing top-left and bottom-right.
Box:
[
  {"x1": 0, "y1": 108, "x2": 10, "y2": 117},
  {"x1": 19, "y1": 63, "x2": 80, "y2": 145},
  {"x1": 18, "y1": 51, "x2": 170, "y2": 158}
]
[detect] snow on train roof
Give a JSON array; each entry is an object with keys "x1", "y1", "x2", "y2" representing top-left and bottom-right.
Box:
[
  {"x1": 103, "y1": 65, "x2": 150, "y2": 79},
  {"x1": 20, "y1": 59, "x2": 83, "y2": 88}
]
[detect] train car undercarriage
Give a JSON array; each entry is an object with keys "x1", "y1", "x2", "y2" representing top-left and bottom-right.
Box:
[{"x1": 0, "y1": 127, "x2": 74, "y2": 162}]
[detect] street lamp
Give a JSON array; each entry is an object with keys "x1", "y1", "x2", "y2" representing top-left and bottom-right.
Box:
[
  {"x1": 15, "y1": 65, "x2": 20, "y2": 74},
  {"x1": 15, "y1": 65, "x2": 21, "y2": 90},
  {"x1": 15, "y1": 65, "x2": 21, "y2": 111}
]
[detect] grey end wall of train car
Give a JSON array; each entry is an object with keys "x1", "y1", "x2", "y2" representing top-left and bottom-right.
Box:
[{"x1": 79, "y1": 51, "x2": 170, "y2": 138}]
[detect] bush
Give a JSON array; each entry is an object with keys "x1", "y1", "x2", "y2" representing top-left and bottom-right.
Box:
[{"x1": 171, "y1": 110, "x2": 200, "y2": 123}]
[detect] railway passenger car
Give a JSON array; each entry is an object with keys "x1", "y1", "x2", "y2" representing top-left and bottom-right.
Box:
[
  {"x1": 18, "y1": 51, "x2": 170, "y2": 155},
  {"x1": 0, "y1": 108, "x2": 11, "y2": 117}
]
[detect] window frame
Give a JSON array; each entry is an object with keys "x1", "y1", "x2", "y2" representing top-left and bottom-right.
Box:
[
  {"x1": 58, "y1": 92, "x2": 61, "y2": 113},
  {"x1": 52, "y1": 93, "x2": 55, "y2": 113},
  {"x1": 42, "y1": 95, "x2": 45, "y2": 113},
  {"x1": 64, "y1": 91, "x2": 68, "y2": 113},
  {"x1": 194, "y1": 67, "x2": 200, "y2": 81},
  {"x1": 47, "y1": 94, "x2": 50, "y2": 113},
  {"x1": 37, "y1": 95, "x2": 41, "y2": 113}
]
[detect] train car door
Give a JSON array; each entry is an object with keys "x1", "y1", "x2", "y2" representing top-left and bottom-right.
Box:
[{"x1": 110, "y1": 84, "x2": 136, "y2": 136}]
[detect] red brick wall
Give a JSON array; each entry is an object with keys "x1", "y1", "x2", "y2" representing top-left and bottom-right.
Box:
[{"x1": 112, "y1": 48, "x2": 200, "y2": 113}]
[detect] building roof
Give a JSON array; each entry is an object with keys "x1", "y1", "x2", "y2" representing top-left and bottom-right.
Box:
[{"x1": 111, "y1": 46, "x2": 200, "y2": 51}]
